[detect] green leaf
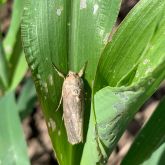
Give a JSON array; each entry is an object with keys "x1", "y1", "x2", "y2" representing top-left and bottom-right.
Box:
[
  {"x1": 1, "y1": 0, "x2": 28, "y2": 91},
  {"x1": 94, "y1": 0, "x2": 165, "y2": 89},
  {"x1": 9, "y1": 52, "x2": 27, "y2": 91},
  {"x1": 0, "y1": 92, "x2": 30, "y2": 165},
  {"x1": 121, "y1": 97, "x2": 165, "y2": 165},
  {"x1": 22, "y1": 1, "x2": 70, "y2": 164},
  {"x1": 81, "y1": 65, "x2": 165, "y2": 164},
  {"x1": 3, "y1": 0, "x2": 25, "y2": 58},
  {"x1": 8, "y1": 30, "x2": 28, "y2": 91},
  {"x1": 81, "y1": 0, "x2": 165, "y2": 164},
  {"x1": 141, "y1": 143, "x2": 165, "y2": 165},
  {"x1": 21, "y1": 0, "x2": 122, "y2": 164},
  {"x1": 0, "y1": 39, "x2": 9, "y2": 92},
  {"x1": 69, "y1": 0, "x2": 122, "y2": 84},
  {"x1": 17, "y1": 78, "x2": 36, "y2": 120},
  {"x1": 0, "y1": 0, "x2": 6, "y2": 4}
]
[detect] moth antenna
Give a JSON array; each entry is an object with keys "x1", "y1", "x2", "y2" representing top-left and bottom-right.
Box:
[
  {"x1": 52, "y1": 62, "x2": 65, "y2": 79},
  {"x1": 56, "y1": 95, "x2": 63, "y2": 111},
  {"x1": 78, "y1": 61, "x2": 88, "y2": 77}
]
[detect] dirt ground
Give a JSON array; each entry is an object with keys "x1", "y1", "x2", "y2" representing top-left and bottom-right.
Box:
[{"x1": 1, "y1": 0, "x2": 165, "y2": 165}]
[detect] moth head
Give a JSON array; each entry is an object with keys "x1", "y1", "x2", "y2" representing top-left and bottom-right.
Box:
[
  {"x1": 67, "y1": 62, "x2": 87, "y2": 78},
  {"x1": 67, "y1": 71, "x2": 78, "y2": 77}
]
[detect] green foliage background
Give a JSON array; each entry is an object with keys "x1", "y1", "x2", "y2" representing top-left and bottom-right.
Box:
[{"x1": 20, "y1": 0, "x2": 165, "y2": 164}]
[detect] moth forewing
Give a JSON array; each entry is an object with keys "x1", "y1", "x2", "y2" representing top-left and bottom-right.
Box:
[
  {"x1": 52, "y1": 63, "x2": 86, "y2": 145},
  {"x1": 62, "y1": 73, "x2": 84, "y2": 144}
]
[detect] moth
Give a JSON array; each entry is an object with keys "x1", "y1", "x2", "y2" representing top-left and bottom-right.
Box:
[{"x1": 52, "y1": 63, "x2": 86, "y2": 145}]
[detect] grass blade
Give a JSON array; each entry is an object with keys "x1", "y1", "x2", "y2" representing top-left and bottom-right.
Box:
[
  {"x1": 8, "y1": 30, "x2": 28, "y2": 91},
  {"x1": 3, "y1": 0, "x2": 25, "y2": 58},
  {"x1": 17, "y1": 78, "x2": 36, "y2": 120},
  {"x1": 0, "y1": 38, "x2": 9, "y2": 91},
  {"x1": 0, "y1": 92, "x2": 30, "y2": 165},
  {"x1": 82, "y1": 0, "x2": 165, "y2": 164},
  {"x1": 21, "y1": 0, "x2": 122, "y2": 164},
  {"x1": 121, "y1": 97, "x2": 165, "y2": 165},
  {"x1": 141, "y1": 143, "x2": 165, "y2": 165},
  {"x1": 69, "y1": 0, "x2": 122, "y2": 84},
  {"x1": 21, "y1": 1, "x2": 71, "y2": 164}
]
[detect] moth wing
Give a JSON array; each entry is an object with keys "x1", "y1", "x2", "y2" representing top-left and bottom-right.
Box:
[{"x1": 63, "y1": 95, "x2": 84, "y2": 144}]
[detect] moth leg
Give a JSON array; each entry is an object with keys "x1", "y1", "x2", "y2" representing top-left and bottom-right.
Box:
[
  {"x1": 78, "y1": 61, "x2": 88, "y2": 77},
  {"x1": 52, "y1": 63, "x2": 65, "y2": 79},
  {"x1": 56, "y1": 95, "x2": 63, "y2": 111}
]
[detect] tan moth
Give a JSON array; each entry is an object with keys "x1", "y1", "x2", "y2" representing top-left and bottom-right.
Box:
[{"x1": 52, "y1": 63, "x2": 86, "y2": 145}]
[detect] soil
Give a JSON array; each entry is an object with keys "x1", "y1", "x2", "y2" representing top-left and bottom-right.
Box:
[{"x1": 1, "y1": 0, "x2": 165, "y2": 165}]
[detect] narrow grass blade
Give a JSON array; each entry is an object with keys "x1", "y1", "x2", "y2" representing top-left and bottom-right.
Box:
[
  {"x1": 0, "y1": 39, "x2": 9, "y2": 91},
  {"x1": 141, "y1": 143, "x2": 165, "y2": 165},
  {"x1": 7, "y1": 30, "x2": 28, "y2": 91},
  {"x1": 17, "y1": 78, "x2": 36, "y2": 120},
  {"x1": 2, "y1": 0, "x2": 28, "y2": 91},
  {"x1": 0, "y1": 92, "x2": 30, "y2": 165},
  {"x1": 3, "y1": 0, "x2": 25, "y2": 58},
  {"x1": 121, "y1": 97, "x2": 165, "y2": 165}
]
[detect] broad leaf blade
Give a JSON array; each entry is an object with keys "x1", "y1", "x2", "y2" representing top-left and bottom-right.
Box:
[
  {"x1": 0, "y1": 92, "x2": 30, "y2": 165},
  {"x1": 21, "y1": 1, "x2": 70, "y2": 164},
  {"x1": 121, "y1": 97, "x2": 165, "y2": 165},
  {"x1": 69, "y1": 0, "x2": 122, "y2": 84},
  {"x1": 21, "y1": 0, "x2": 122, "y2": 164},
  {"x1": 81, "y1": 0, "x2": 165, "y2": 164},
  {"x1": 94, "y1": 0, "x2": 165, "y2": 89},
  {"x1": 81, "y1": 64, "x2": 165, "y2": 164}
]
